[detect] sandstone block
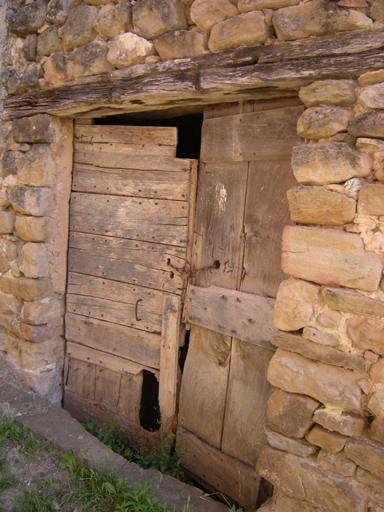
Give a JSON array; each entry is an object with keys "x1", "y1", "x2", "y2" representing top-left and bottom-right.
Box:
[
  {"x1": 345, "y1": 437, "x2": 384, "y2": 480},
  {"x1": 19, "y1": 243, "x2": 49, "y2": 279},
  {"x1": 368, "y1": 387, "x2": 384, "y2": 420},
  {"x1": 190, "y1": 0, "x2": 239, "y2": 33},
  {"x1": 11, "y1": 277, "x2": 53, "y2": 302},
  {"x1": 155, "y1": 30, "x2": 208, "y2": 60},
  {"x1": 22, "y1": 297, "x2": 63, "y2": 326},
  {"x1": 15, "y1": 216, "x2": 55, "y2": 242},
  {"x1": 297, "y1": 107, "x2": 353, "y2": 140},
  {"x1": 358, "y1": 184, "x2": 384, "y2": 216},
  {"x1": 273, "y1": 277, "x2": 319, "y2": 331},
  {"x1": 0, "y1": 293, "x2": 23, "y2": 316},
  {"x1": 0, "y1": 211, "x2": 15, "y2": 235},
  {"x1": 9, "y1": 186, "x2": 53, "y2": 216},
  {"x1": 71, "y1": 42, "x2": 114, "y2": 79},
  {"x1": 267, "y1": 349, "x2": 363, "y2": 411},
  {"x1": 0, "y1": 253, "x2": 10, "y2": 274},
  {"x1": 43, "y1": 52, "x2": 74, "y2": 86},
  {"x1": 62, "y1": 4, "x2": 99, "y2": 52},
  {"x1": 317, "y1": 449, "x2": 356, "y2": 477},
  {"x1": 322, "y1": 287, "x2": 384, "y2": 317},
  {"x1": 271, "y1": 330, "x2": 370, "y2": 372},
  {"x1": 359, "y1": 70, "x2": 384, "y2": 87},
  {"x1": 349, "y1": 112, "x2": 384, "y2": 138},
  {"x1": 287, "y1": 186, "x2": 355, "y2": 225},
  {"x1": 12, "y1": 115, "x2": 53, "y2": 144},
  {"x1": 305, "y1": 424, "x2": 347, "y2": 453},
  {"x1": 282, "y1": 226, "x2": 383, "y2": 292},
  {"x1": 299, "y1": 80, "x2": 356, "y2": 107},
  {"x1": 208, "y1": 11, "x2": 268, "y2": 52},
  {"x1": 347, "y1": 317, "x2": 384, "y2": 355},
  {"x1": 0, "y1": 278, "x2": 13, "y2": 295},
  {"x1": 6, "y1": 334, "x2": 64, "y2": 371},
  {"x1": 94, "y1": 3, "x2": 126, "y2": 40},
  {"x1": 317, "y1": 310, "x2": 341, "y2": 329},
  {"x1": 272, "y1": 0, "x2": 372, "y2": 41},
  {"x1": 46, "y1": 0, "x2": 70, "y2": 26},
  {"x1": 37, "y1": 26, "x2": 63, "y2": 57},
  {"x1": 371, "y1": 0, "x2": 384, "y2": 21},
  {"x1": 302, "y1": 326, "x2": 339, "y2": 347},
  {"x1": 132, "y1": 0, "x2": 187, "y2": 39},
  {"x1": 265, "y1": 426, "x2": 316, "y2": 457},
  {"x1": 371, "y1": 358, "x2": 384, "y2": 384},
  {"x1": 107, "y1": 33, "x2": 155, "y2": 69},
  {"x1": 0, "y1": 312, "x2": 57, "y2": 342},
  {"x1": 359, "y1": 82, "x2": 384, "y2": 110},
  {"x1": 266, "y1": 388, "x2": 319, "y2": 438},
  {"x1": 370, "y1": 418, "x2": 384, "y2": 444},
  {"x1": 291, "y1": 142, "x2": 372, "y2": 185},
  {"x1": 357, "y1": 466, "x2": 384, "y2": 493},
  {"x1": 17, "y1": 145, "x2": 56, "y2": 187},
  {"x1": 356, "y1": 137, "x2": 384, "y2": 156},
  {"x1": 9, "y1": 0, "x2": 47, "y2": 36},
  {"x1": 238, "y1": 0, "x2": 299, "y2": 12}
]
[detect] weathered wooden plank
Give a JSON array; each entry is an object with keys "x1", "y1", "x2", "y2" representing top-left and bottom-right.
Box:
[
  {"x1": 65, "y1": 357, "x2": 96, "y2": 400},
  {"x1": 186, "y1": 285, "x2": 276, "y2": 350},
  {"x1": 178, "y1": 429, "x2": 262, "y2": 511},
  {"x1": 221, "y1": 339, "x2": 274, "y2": 466},
  {"x1": 201, "y1": 106, "x2": 304, "y2": 162},
  {"x1": 178, "y1": 324, "x2": 231, "y2": 449},
  {"x1": 118, "y1": 371, "x2": 143, "y2": 424},
  {"x1": 65, "y1": 313, "x2": 161, "y2": 369},
  {"x1": 75, "y1": 125, "x2": 177, "y2": 146},
  {"x1": 72, "y1": 164, "x2": 190, "y2": 200},
  {"x1": 67, "y1": 341, "x2": 159, "y2": 377},
  {"x1": 186, "y1": 160, "x2": 198, "y2": 273},
  {"x1": 95, "y1": 366, "x2": 121, "y2": 409},
  {"x1": 203, "y1": 100, "x2": 254, "y2": 120},
  {"x1": 159, "y1": 295, "x2": 183, "y2": 430},
  {"x1": 74, "y1": 141, "x2": 176, "y2": 158}
]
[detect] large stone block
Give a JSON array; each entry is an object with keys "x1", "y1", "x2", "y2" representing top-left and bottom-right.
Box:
[
  {"x1": 9, "y1": 0, "x2": 47, "y2": 36},
  {"x1": 368, "y1": 386, "x2": 384, "y2": 420},
  {"x1": 349, "y1": 112, "x2": 384, "y2": 138},
  {"x1": 267, "y1": 349, "x2": 364, "y2": 411},
  {"x1": 314, "y1": 407, "x2": 366, "y2": 437},
  {"x1": 305, "y1": 425, "x2": 347, "y2": 453},
  {"x1": 19, "y1": 243, "x2": 49, "y2": 279},
  {"x1": 37, "y1": 26, "x2": 63, "y2": 57},
  {"x1": 359, "y1": 82, "x2": 384, "y2": 110},
  {"x1": 71, "y1": 42, "x2": 114, "y2": 79},
  {"x1": 0, "y1": 312, "x2": 57, "y2": 342},
  {"x1": 358, "y1": 184, "x2": 384, "y2": 216},
  {"x1": 43, "y1": 52, "x2": 74, "y2": 86},
  {"x1": 62, "y1": 4, "x2": 99, "y2": 52},
  {"x1": 11, "y1": 277, "x2": 53, "y2": 301},
  {"x1": 370, "y1": 418, "x2": 384, "y2": 444},
  {"x1": 317, "y1": 449, "x2": 356, "y2": 477},
  {"x1": 273, "y1": 277, "x2": 319, "y2": 331},
  {"x1": 0, "y1": 293, "x2": 23, "y2": 315},
  {"x1": 21, "y1": 297, "x2": 63, "y2": 326},
  {"x1": 238, "y1": 0, "x2": 299, "y2": 12},
  {"x1": 297, "y1": 107, "x2": 353, "y2": 140},
  {"x1": 347, "y1": 317, "x2": 384, "y2": 356},
  {"x1": 132, "y1": 0, "x2": 187, "y2": 39},
  {"x1": 46, "y1": 0, "x2": 70, "y2": 26},
  {"x1": 291, "y1": 142, "x2": 372, "y2": 185},
  {"x1": 94, "y1": 3, "x2": 126, "y2": 40},
  {"x1": 265, "y1": 427, "x2": 316, "y2": 457},
  {"x1": 9, "y1": 186, "x2": 53, "y2": 217},
  {"x1": 208, "y1": 11, "x2": 268, "y2": 52},
  {"x1": 5, "y1": 333, "x2": 64, "y2": 371},
  {"x1": 190, "y1": 0, "x2": 239, "y2": 33},
  {"x1": 155, "y1": 30, "x2": 208, "y2": 60},
  {"x1": 287, "y1": 186, "x2": 355, "y2": 225},
  {"x1": 316, "y1": 310, "x2": 341, "y2": 329},
  {"x1": 15, "y1": 216, "x2": 55, "y2": 242},
  {"x1": 282, "y1": 226, "x2": 383, "y2": 292},
  {"x1": 299, "y1": 80, "x2": 356, "y2": 107},
  {"x1": 272, "y1": 0, "x2": 371, "y2": 41},
  {"x1": 17, "y1": 145, "x2": 56, "y2": 187},
  {"x1": 266, "y1": 388, "x2": 319, "y2": 438},
  {"x1": 371, "y1": 0, "x2": 384, "y2": 21},
  {"x1": 345, "y1": 437, "x2": 384, "y2": 480},
  {"x1": 0, "y1": 211, "x2": 15, "y2": 235},
  {"x1": 322, "y1": 287, "x2": 384, "y2": 317},
  {"x1": 107, "y1": 33, "x2": 156, "y2": 69},
  {"x1": 12, "y1": 115, "x2": 54, "y2": 144}
]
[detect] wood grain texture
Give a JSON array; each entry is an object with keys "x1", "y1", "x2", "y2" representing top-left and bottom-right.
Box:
[
  {"x1": 74, "y1": 141, "x2": 176, "y2": 158},
  {"x1": 186, "y1": 285, "x2": 276, "y2": 350},
  {"x1": 75, "y1": 125, "x2": 177, "y2": 146},
  {"x1": 117, "y1": 371, "x2": 143, "y2": 423},
  {"x1": 65, "y1": 357, "x2": 96, "y2": 400},
  {"x1": 95, "y1": 366, "x2": 121, "y2": 409}
]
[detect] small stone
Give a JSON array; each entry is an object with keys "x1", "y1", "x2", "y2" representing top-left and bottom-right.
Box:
[
  {"x1": 11, "y1": 263, "x2": 22, "y2": 278},
  {"x1": 1, "y1": 152, "x2": 21, "y2": 178},
  {"x1": 349, "y1": 112, "x2": 384, "y2": 138},
  {"x1": 208, "y1": 11, "x2": 268, "y2": 52},
  {"x1": 0, "y1": 293, "x2": 23, "y2": 316},
  {"x1": 71, "y1": 41, "x2": 114, "y2": 79},
  {"x1": 266, "y1": 388, "x2": 319, "y2": 438},
  {"x1": 371, "y1": 0, "x2": 384, "y2": 21},
  {"x1": 0, "y1": 211, "x2": 16, "y2": 235},
  {"x1": 46, "y1": 0, "x2": 70, "y2": 26},
  {"x1": 62, "y1": 4, "x2": 99, "y2": 52},
  {"x1": 19, "y1": 243, "x2": 49, "y2": 278},
  {"x1": 265, "y1": 426, "x2": 317, "y2": 457},
  {"x1": 356, "y1": 137, "x2": 384, "y2": 156},
  {"x1": 303, "y1": 326, "x2": 339, "y2": 347},
  {"x1": 22, "y1": 297, "x2": 63, "y2": 325},
  {"x1": 347, "y1": 317, "x2": 384, "y2": 356},
  {"x1": 291, "y1": 142, "x2": 372, "y2": 185},
  {"x1": 190, "y1": 0, "x2": 239, "y2": 33},
  {"x1": 345, "y1": 437, "x2": 384, "y2": 480},
  {"x1": 306, "y1": 424, "x2": 347, "y2": 453},
  {"x1": 238, "y1": 0, "x2": 299, "y2": 12},
  {"x1": 9, "y1": 0, "x2": 47, "y2": 36},
  {"x1": 132, "y1": 0, "x2": 187, "y2": 39},
  {"x1": 358, "y1": 184, "x2": 384, "y2": 215},
  {"x1": 0, "y1": 278, "x2": 14, "y2": 295},
  {"x1": 15, "y1": 216, "x2": 55, "y2": 242},
  {"x1": 107, "y1": 32, "x2": 155, "y2": 69},
  {"x1": 359, "y1": 69, "x2": 384, "y2": 86},
  {"x1": 37, "y1": 26, "x2": 63, "y2": 57},
  {"x1": 359, "y1": 82, "x2": 384, "y2": 110},
  {"x1": 114, "y1": 0, "x2": 133, "y2": 31},
  {"x1": 12, "y1": 115, "x2": 54, "y2": 144},
  {"x1": 155, "y1": 30, "x2": 208, "y2": 60},
  {"x1": 370, "y1": 418, "x2": 384, "y2": 444},
  {"x1": 17, "y1": 145, "x2": 56, "y2": 187},
  {"x1": 371, "y1": 358, "x2": 384, "y2": 384},
  {"x1": 23, "y1": 34, "x2": 38, "y2": 61},
  {"x1": 9, "y1": 186, "x2": 53, "y2": 217},
  {"x1": 297, "y1": 107, "x2": 354, "y2": 140},
  {"x1": 322, "y1": 287, "x2": 384, "y2": 317},
  {"x1": 0, "y1": 253, "x2": 10, "y2": 274},
  {"x1": 5, "y1": 243, "x2": 18, "y2": 262},
  {"x1": 43, "y1": 52, "x2": 74, "y2": 86},
  {"x1": 299, "y1": 80, "x2": 356, "y2": 107},
  {"x1": 317, "y1": 310, "x2": 341, "y2": 329},
  {"x1": 11, "y1": 277, "x2": 53, "y2": 301},
  {"x1": 317, "y1": 449, "x2": 356, "y2": 477},
  {"x1": 368, "y1": 387, "x2": 384, "y2": 420},
  {"x1": 93, "y1": 3, "x2": 126, "y2": 40},
  {"x1": 273, "y1": 277, "x2": 319, "y2": 331}
]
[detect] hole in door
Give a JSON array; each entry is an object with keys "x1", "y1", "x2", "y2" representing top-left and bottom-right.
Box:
[{"x1": 140, "y1": 370, "x2": 160, "y2": 432}]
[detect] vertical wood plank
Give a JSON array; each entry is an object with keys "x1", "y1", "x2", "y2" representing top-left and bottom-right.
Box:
[
  {"x1": 65, "y1": 358, "x2": 96, "y2": 400},
  {"x1": 118, "y1": 371, "x2": 143, "y2": 424},
  {"x1": 95, "y1": 366, "x2": 121, "y2": 409}
]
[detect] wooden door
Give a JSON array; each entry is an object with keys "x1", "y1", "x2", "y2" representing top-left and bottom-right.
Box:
[
  {"x1": 178, "y1": 99, "x2": 304, "y2": 509},
  {"x1": 64, "y1": 123, "x2": 197, "y2": 442}
]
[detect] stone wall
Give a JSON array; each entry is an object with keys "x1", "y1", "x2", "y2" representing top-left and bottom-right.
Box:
[
  {"x1": 5, "y1": 0, "x2": 384, "y2": 93},
  {"x1": 257, "y1": 76, "x2": 384, "y2": 511}
]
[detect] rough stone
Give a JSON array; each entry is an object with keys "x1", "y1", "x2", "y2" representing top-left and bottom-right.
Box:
[
  {"x1": 368, "y1": 386, "x2": 384, "y2": 420},
  {"x1": 359, "y1": 70, "x2": 384, "y2": 86},
  {"x1": 43, "y1": 52, "x2": 74, "y2": 86},
  {"x1": 19, "y1": 243, "x2": 49, "y2": 279},
  {"x1": 0, "y1": 192, "x2": 11, "y2": 210},
  {"x1": 62, "y1": 5, "x2": 99, "y2": 52},
  {"x1": 37, "y1": 26, "x2": 63, "y2": 58},
  {"x1": 287, "y1": 186, "x2": 355, "y2": 225},
  {"x1": 0, "y1": 211, "x2": 16, "y2": 235},
  {"x1": 271, "y1": 330, "x2": 370, "y2": 372},
  {"x1": 23, "y1": 34, "x2": 38, "y2": 61},
  {"x1": 22, "y1": 297, "x2": 63, "y2": 326},
  {"x1": 349, "y1": 112, "x2": 384, "y2": 138},
  {"x1": 265, "y1": 427, "x2": 317, "y2": 457},
  {"x1": 208, "y1": 11, "x2": 268, "y2": 52},
  {"x1": 345, "y1": 437, "x2": 384, "y2": 480},
  {"x1": 266, "y1": 388, "x2": 319, "y2": 438},
  {"x1": 305, "y1": 424, "x2": 347, "y2": 453},
  {"x1": 317, "y1": 449, "x2": 356, "y2": 477},
  {"x1": 370, "y1": 418, "x2": 384, "y2": 444},
  {"x1": 359, "y1": 82, "x2": 384, "y2": 110},
  {"x1": 291, "y1": 142, "x2": 372, "y2": 185},
  {"x1": 93, "y1": 3, "x2": 126, "y2": 40},
  {"x1": 71, "y1": 41, "x2": 114, "y2": 78},
  {"x1": 357, "y1": 466, "x2": 384, "y2": 493},
  {"x1": 371, "y1": 0, "x2": 384, "y2": 22},
  {"x1": 190, "y1": 0, "x2": 239, "y2": 33},
  {"x1": 316, "y1": 310, "x2": 341, "y2": 329},
  {"x1": 0, "y1": 312, "x2": 57, "y2": 342},
  {"x1": 267, "y1": 349, "x2": 364, "y2": 411},
  {"x1": 132, "y1": 0, "x2": 187, "y2": 39},
  {"x1": 302, "y1": 326, "x2": 339, "y2": 347},
  {"x1": 371, "y1": 358, "x2": 384, "y2": 384},
  {"x1": 0, "y1": 253, "x2": 10, "y2": 274},
  {"x1": 273, "y1": 277, "x2": 319, "y2": 331},
  {"x1": 114, "y1": 0, "x2": 133, "y2": 31},
  {"x1": 155, "y1": 30, "x2": 208, "y2": 60},
  {"x1": 347, "y1": 317, "x2": 384, "y2": 356},
  {"x1": 0, "y1": 278, "x2": 13, "y2": 295},
  {"x1": 4, "y1": 333, "x2": 64, "y2": 371},
  {"x1": 107, "y1": 33, "x2": 155, "y2": 69},
  {"x1": 266, "y1": 492, "x2": 327, "y2": 512},
  {"x1": 322, "y1": 287, "x2": 384, "y2": 317},
  {"x1": 299, "y1": 80, "x2": 356, "y2": 107},
  {"x1": 1, "y1": 152, "x2": 21, "y2": 177},
  {"x1": 15, "y1": 216, "x2": 55, "y2": 242},
  {"x1": 9, "y1": 186, "x2": 53, "y2": 217},
  {"x1": 46, "y1": 0, "x2": 70, "y2": 26},
  {"x1": 7, "y1": 62, "x2": 41, "y2": 96},
  {"x1": 238, "y1": 0, "x2": 299, "y2": 12},
  {"x1": 17, "y1": 145, "x2": 56, "y2": 187},
  {"x1": 358, "y1": 184, "x2": 384, "y2": 215},
  {"x1": 272, "y1": 0, "x2": 372, "y2": 41},
  {"x1": 12, "y1": 115, "x2": 53, "y2": 144},
  {"x1": 297, "y1": 107, "x2": 353, "y2": 140},
  {"x1": 356, "y1": 138, "x2": 384, "y2": 156},
  {"x1": 0, "y1": 293, "x2": 23, "y2": 316},
  {"x1": 9, "y1": 0, "x2": 47, "y2": 36}
]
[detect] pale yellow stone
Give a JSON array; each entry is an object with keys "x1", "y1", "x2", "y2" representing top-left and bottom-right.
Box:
[
  {"x1": 299, "y1": 80, "x2": 356, "y2": 107},
  {"x1": 347, "y1": 316, "x2": 384, "y2": 355},
  {"x1": 0, "y1": 210, "x2": 16, "y2": 234},
  {"x1": 17, "y1": 144, "x2": 56, "y2": 187},
  {"x1": 21, "y1": 297, "x2": 63, "y2": 325},
  {"x1": 155, "y1": 30, "x2": 208, "y2": 60},
  {"x1": 132, "y1": 0, "x2": 187, "y2": 39},
  {"x1": 359, "y1": 69, "x2": 384, "y2": 86},
  {"x1": 306, "y1": 424, "x2": 347, "y2": 453},
  {"x1": 314, "y1": 407, "x2": 366, "y2": 436},
  {"x1": 297, "y1": 107, "x2": 353, "y2": 139},
  {"x1": 316, "y1": 310, "x2": 341, "y2": 329},
  {"x1": 19, "y1": 243, "x2": 49, "y2": 278},
  {"x1": 107, "y1": 32, "x2": 156, "y2": 69},
  {"x1": 358, "y1": 184, "x2": 384, "y2": 216},
  {"x1": 93, "y1": 3, "x2": 126, "y2": 40},
  {"x1": 190, "y1": 0, "x2": 239, "y2": 33},
  {"x1": 238, "y1": 0, "x2": 299, "y2": 12},
  {"x1": 265, "y1": 426, "x2": 317, "y2": 457},
  {"x1": 15, "y1": 216, "x2": 55, "y2": 242}
]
